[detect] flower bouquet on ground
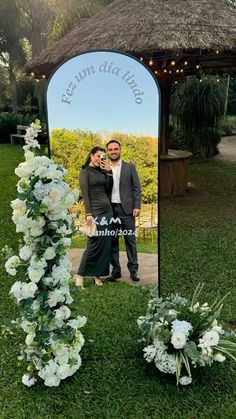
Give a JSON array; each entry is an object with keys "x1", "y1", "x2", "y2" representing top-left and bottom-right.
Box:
[
  {"x1": 3, "y1": 120, "x2": 87, "y2": 387},
  {"x1": 137, "y1": 284, "x2": 236, "y2": 386}
]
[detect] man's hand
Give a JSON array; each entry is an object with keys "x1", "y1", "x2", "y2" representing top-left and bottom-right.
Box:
[{"x1": 133, "y1": 208, "x2": 140, "y2": 217}]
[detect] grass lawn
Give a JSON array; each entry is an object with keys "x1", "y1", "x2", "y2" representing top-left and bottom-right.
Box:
[{"x1": 0, "y1": 144, "x2": 236, "y2": 418}]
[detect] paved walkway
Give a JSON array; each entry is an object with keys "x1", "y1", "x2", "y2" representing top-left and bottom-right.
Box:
[
  {"x1": 69, "y1": 248, "x2": 158, "y2": 286},
  {"x1": 215, "y1": 135, "x2": 236, "y2": 162}
]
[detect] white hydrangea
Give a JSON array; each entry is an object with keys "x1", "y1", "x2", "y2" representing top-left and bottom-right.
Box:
[
  {"x1": 143, "y1": 345, "x2": 157, "y2": 362},
  {"x1": 171, "y1": 320, "x2": 193, "y2": 337}
]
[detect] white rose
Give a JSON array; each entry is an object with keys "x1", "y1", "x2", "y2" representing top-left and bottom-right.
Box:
[
  {"x1": 22, "y1": 282, "x2": 38, "y2": 299},
  {"x1": 44, "y1": 247, "x2": 56, "y2": 260},
  {"x1": 179, "y1": 376, "x2": 192, "y2": 386},
  {"x1": 48, "y1": 289, "x2": 65, "y2": 307},
  {"x1": 10, "y1": 281, "x2": 23, "y2": 301},
  {"x1": 55, "y1": 351, "x2": 70, "y2": 366},
  {"x1": 171, "y1": 331, "x2": 187, "y2": 349},
  {"x1": 31, "y1": 226, "x2": 44, "y2": 237},
  {"x1": 60, "y1": 238, "x2": 71, "y2": 247},
  {"x1": 25, "y1": 333, "x2": 35, "y2": 345},
  {"x1": 214, "y1": 353, "x2": 226, "y2": 363},
  {"x1": 56, "y1": 364, "x2": 71, "y2": 380},
  {"x1": 55, "y1": 305, "x2": 71, "y2": 321},
  {"x1": 11, "y1": 198, "x2": 27, "y2": 214},
  {"x1": 22, "y1": 374, "x2": 36, "y2": 387},
  {"x1": 44, "y1": 374, "x2": 60, "y2": 387},
  {"x1": 19, "y1": 246, "x2": 32, "y2": 260},
  {"x1": 68, "y1": 316, "x2": 87, "y2": 330},
  {"x1": 5, "y1": 256, "x2": 21, "y2": 276},
  {"x1": 28, "y1": 267, "x2": 44, "y2": 283},
  {"x1": 21, "y1": 320, "x2": 35, "y2": 334},
  {"x1": 202, "y1": 331, "x2": 219, "y2": 347},
  {"x1": 15, "y1": 162, "x2": 33, "y2": 178}
]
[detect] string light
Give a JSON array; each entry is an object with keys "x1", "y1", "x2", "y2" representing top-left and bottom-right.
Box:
[
  {"x1": 184, "y1": 61, "x2": 188, "y2": 65},
  {"x1": 30, "y1": 72, "x2": 35, "y2": 77},
  {"x1": 171, "y1": 60, "x2": 176, "y2": 66},
  {"x1": 174, "y1": 81, "x2": 178, "y2": 84},
  {"x1": 176, "y1": 69, "x2": 180, "y2": 73},
  {"x1": 35, "y1": 79, "x2": 40, "y2": 83},
  {"x1": 149, "y1": 59, "x2": 153, "y2": 66},
  {"x1": 180, "y1": 69, "x2": 184, "y2": 73},
  {"x1": 196, "y1": 65, "x2": 200, "y2": 69},
  {"x1": 42, "y1": 75, "x2": 46, "y2": 79},
  {"x1": 154, "y1": 70, "x2": 158, "y2": 74},
  {"x1": 140, "y1": 56, "x2": 144, "y2": 61},
  {"x1": 169, "y1": 70, "x2": 172, "y2": 74},
  {"x1": 216, "y1": 50, "x2": 219, "y2": 54},
  {"x1": 164, "y1": 69, "x2": 167, "y2": 73}
]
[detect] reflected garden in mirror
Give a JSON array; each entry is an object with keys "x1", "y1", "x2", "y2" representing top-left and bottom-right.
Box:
[{"x1": 46, "y1": 50, "x2": 159, "y2": 287}]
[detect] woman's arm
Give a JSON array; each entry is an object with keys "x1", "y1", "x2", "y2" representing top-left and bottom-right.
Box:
[{"x1": 79, "y1": 169, "x2": 92, "y2": 216}]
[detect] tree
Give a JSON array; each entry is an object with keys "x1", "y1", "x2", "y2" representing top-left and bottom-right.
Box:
[{"x1": 0, "y1": 0, "x2": 26, "y2": 112}]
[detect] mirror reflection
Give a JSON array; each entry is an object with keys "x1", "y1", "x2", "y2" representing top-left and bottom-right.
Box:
[{"x1": 46, "y1": 50, "x2": 159, "y2": 288}]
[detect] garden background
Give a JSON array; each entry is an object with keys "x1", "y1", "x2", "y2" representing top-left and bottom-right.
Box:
[{"x1": 0, "y1": 0, "x2": 236, "y2": 418}]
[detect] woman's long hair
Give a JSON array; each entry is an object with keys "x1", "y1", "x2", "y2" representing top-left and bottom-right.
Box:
[{"x1": 82, "y1": 146, "x2": 106, "y2": 168}]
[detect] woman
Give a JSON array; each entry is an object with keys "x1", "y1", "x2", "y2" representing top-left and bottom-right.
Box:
[{"x1": 75, "y1": 146, "x2": 113, "y2": 288}]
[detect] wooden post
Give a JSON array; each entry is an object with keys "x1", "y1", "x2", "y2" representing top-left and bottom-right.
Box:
[{"x1": 158, "y1": 76, "x2": 172, "y2": 155}]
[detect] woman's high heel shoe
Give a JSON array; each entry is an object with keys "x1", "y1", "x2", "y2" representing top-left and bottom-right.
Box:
[
  {"x1": 74, "y1": 275, "x2": 85, "y2": 289},
  {"x1": 93, "y1": 276, "x2": 103, "y2": 286}
]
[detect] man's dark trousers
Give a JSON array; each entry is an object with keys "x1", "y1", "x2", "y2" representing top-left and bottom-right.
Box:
[{"x1": 111, "y1": 203, "x2": 138, "y2": 275}]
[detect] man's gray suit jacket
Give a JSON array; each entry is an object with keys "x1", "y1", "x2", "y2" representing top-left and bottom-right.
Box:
[{"x1": 119, "y1": 161, "x2": 141, "y2": 215}]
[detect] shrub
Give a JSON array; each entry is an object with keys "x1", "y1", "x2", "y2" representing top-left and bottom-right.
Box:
[
  {"x1": 0, "y1": 112, "x2": 38, "y2": 143},
  {"x1": 171, "y1": 77, "x2": 225, "y2": 158}
]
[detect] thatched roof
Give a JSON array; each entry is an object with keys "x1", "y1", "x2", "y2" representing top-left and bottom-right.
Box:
[{"x1": 27, "y1": 0, "x2": 236, "y2": 77}]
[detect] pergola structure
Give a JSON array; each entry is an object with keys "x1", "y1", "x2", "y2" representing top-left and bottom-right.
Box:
[{"x1": 26, "y1": 0, "x2": 236, "y2": 195}]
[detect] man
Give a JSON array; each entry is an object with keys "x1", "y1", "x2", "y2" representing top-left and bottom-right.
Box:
[{"x1": 106, "y1": 139, "x2": 141, "y2": 282}]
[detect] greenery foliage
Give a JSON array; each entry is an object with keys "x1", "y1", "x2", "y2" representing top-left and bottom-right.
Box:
[
  {"x1": 171, "y1": 77, "x2": 225, "y2": 158},
  {"x1": 50, "y1": 128, "x2": 158, "y2": 203},
  {"x1": 0, "y1": 112, "x2": 38, "y2": 143}
]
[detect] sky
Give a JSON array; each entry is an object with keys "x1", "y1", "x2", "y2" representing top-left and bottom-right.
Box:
[{"x1": 46, "y1": 51, "x2": 159, "y2": 137}]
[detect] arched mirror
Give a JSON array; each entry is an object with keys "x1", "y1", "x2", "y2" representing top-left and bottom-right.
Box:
[{"x1": 46, "y1": 50, "x2": 159, "y2": 288}]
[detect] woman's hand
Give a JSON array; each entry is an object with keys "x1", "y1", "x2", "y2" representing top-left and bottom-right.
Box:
[
  {"x1": 86, "y1": 215, "x2": 93, "y2": 226},
  {"x1": 100, "y1": 159, "x2": 112, "y2": 172}
]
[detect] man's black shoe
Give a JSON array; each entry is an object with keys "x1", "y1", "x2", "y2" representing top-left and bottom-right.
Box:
[
  {"x1": 130, "y1": 273, "x2": 140, "y2": 282},
  {"x1": 105, "y1": 272, "x2": 122, "y2": 282}
]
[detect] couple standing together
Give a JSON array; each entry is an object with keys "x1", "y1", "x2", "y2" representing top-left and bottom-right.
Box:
[{"x1": 75, "y1": 140, "x2": 141, "y2": 289}]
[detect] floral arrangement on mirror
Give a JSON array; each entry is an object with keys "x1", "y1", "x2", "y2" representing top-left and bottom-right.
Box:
[
  {"x1": 3, "y1": 120, "x2": 86, "y2": 387},
  {"x1": 138, "y1": 284, "x2": 236, "y2": 386}
]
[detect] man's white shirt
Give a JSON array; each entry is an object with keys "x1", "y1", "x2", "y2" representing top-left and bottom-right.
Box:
[{"x1": 110, "y1": 159, "x2": 122, "y2": 203}]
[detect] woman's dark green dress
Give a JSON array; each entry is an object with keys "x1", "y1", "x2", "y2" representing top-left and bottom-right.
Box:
[{"x1": 77, "y1": 165, "x2": 113, "y2": 276}]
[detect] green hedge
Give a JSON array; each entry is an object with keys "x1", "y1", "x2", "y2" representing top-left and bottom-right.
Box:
[{"x1": 0, "y1": 112, "x2": 38, "y2": 143}]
